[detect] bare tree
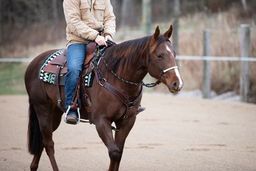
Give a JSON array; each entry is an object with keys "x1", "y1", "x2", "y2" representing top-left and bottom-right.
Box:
[
  {"x1": 173, "y1": 0, "x2": 180, "y2": 54},
  {"x1": 142, "y1": 0, "x2": 152, "y2": 35},
  {"x1": 120, "y1": 0, "x2": 140, "y2": 28},
  {"x1": 241, "y1": 0, "x2": 248, "y2": 11},
  {"x1": 52, "y1": 0, "x2": 59, "y2": 22},
  {"x1": 111, "y1": 0, "x2": 122, "y2": 27}
]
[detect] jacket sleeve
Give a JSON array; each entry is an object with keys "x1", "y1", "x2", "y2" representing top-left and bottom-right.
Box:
[
  {"x1": 103, "y1": 0, "x2": 116, "y2": 38},
  {"x1": 63, "y1": 0, "x2": 99, "y2": 40}
]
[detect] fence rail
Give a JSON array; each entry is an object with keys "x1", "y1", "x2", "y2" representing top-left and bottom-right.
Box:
[
  {"x1": 1, "y1": 56, "x2": 256, "y2": 63},
  {"x1": 177, "y1": 56, "x2": 256, "y2": 62},
  {"x1": 0, "y1": 57, "x2": 32, "y2": 63},
  {"x1": 0, "y1": 25, "x2": 255, "y2": 102}
]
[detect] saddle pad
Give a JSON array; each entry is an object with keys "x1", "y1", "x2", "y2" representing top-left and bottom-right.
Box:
[
  {"x1": 84, "y1": 71, "x2": 95, "y2": 87},
  {"x1": 39, "y1": 49, "x2": 65, "y2": 84},
  {"x1": 39, "y1": 49, "x2": 95, "y2": 87}
]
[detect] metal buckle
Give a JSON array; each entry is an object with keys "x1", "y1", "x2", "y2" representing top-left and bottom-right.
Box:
[
  {"x1": 57, "y1": 99, "x2": 62, "y2": 105},
  {"x1": 99, "y1": 78, "x2": 106, "y2": 86}
]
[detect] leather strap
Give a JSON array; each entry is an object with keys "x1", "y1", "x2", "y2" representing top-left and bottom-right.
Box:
[
  {"x1": 56, "y1": 66, "x2": 80, "y2": 112},
  {"x1": 94, "y1": 66, "x2": 142, "y2": 111},
  {"x1": 70, "y1": 78, "x2": 81, "y2": 109},
  {"x1": 56, "y1": 65, "x2": 65, "y2": 112},
  {"x1": 103, "y1": 81, "x2": 130, "y2": 107}
]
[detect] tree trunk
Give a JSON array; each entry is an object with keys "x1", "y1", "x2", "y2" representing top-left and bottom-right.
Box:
[
  {"x1": 241, "y1": 0, "x2": 248, "y2": 11},
  {"x1": 120, "y1": 0, "x2": 139, "y2": 28},
  {"x1": 111, "y1": 0, "x2": 122, "y2": 28},
  {"x1": 142, "y1": 0, "x2": 152, "y2": 35},
  {"x1": 52, "y1": 0, "x2": 58, "y2": 22},
  {"x1": 173, "y1": 0, "x2": 180, "y2": 54}
]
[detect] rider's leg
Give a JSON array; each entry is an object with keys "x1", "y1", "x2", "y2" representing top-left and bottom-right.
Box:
[{"x1": 64, "y1": 43, "x2": 87, "y2": 124}]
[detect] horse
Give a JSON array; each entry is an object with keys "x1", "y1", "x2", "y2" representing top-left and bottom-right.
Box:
[{"x1": 24, "y1": 25, "x2": 183, "y2": 171}]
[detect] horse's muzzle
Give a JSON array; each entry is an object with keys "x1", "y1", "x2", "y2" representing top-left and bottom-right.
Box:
[{"x1": 168, "y1": 79, "x2": 183, "y2": 94}]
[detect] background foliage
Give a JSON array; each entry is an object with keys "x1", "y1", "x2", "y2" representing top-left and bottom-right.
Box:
[
  {"x1": 0, "y1": 0, "x2": 255, "y2": 102},
  {"x1": 1, "y1": 0, "x2": 255, "y2": 56}
]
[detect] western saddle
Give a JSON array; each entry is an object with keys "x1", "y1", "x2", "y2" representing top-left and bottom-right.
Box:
[{"x1": 42, "y1": 42, "x2": 97, "y2": 81}]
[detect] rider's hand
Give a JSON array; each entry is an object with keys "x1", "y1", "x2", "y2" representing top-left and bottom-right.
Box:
[
  {"x1": 105, "y1": 34, "x2": 113, "y2": 42},
  {"x1": 95, "y1": 35, "x2": 107, "y2": 46}
]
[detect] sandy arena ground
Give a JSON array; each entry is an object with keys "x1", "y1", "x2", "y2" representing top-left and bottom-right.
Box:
[{"x1": 0, "y1": 93, "x2": 256, "y2": 171}]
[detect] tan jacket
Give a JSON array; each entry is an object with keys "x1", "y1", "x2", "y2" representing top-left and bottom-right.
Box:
[{"x1": 63, "y1": 0, "x2": 116, "y2": 44}]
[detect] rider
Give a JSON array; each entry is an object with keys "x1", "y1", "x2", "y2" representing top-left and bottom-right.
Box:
[{"x1": 63, "y1": 0, "x2": 116, "y2": 124}]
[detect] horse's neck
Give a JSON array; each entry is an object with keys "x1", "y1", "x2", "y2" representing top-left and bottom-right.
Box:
[
  {"x1": 120, "y1": 54, "x2": 147, "y2": 83},
  {"x1": 107, "y1": 38, "x2": 150, "y2": 84}
]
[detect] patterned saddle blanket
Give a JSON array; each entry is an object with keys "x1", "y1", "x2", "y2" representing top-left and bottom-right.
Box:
[
  {"x1": 39, "y1": 42, "x2": 97, "y2": 86},
  {"x1": 39, "y1": 49, "x2": 66, "y2": 84}
]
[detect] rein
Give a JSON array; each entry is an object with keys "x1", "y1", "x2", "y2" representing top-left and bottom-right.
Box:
[
  {"x1": 102, "y1": 58, "x2": 142, "y2": 86},
  {"x1": 102, "y1": 57, "x2": 178, "y2": 88}
]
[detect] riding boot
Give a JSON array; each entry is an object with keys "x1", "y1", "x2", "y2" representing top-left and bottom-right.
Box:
[{"x1": 65, "y1": 106, "x2": 79, "y2": 125}]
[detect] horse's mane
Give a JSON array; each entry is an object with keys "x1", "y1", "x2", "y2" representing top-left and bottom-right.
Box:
[{"x1": 104, "y1": 36, "x2": 151, "y2": 72}]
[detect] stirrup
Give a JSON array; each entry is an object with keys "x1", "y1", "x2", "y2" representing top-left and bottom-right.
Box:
[{"x1": 64, "y1": 105, "x2": 81, "y2": 125}]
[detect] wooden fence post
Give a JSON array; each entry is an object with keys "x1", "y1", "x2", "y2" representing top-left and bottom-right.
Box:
[
  {"x1": 202, "y1": 30, "x2": 211, "y2": 98},
  {"x1": 239, "y1": 24, "x2": 250, "y2": 102}
]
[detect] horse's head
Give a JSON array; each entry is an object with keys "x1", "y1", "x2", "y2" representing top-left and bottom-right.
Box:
[{"x1": 147, "y1": 25, "x2": 183, "y2": 94}]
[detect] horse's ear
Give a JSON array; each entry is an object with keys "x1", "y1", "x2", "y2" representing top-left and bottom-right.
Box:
[
  {"x1": 153, "y1": 26, "x2": 160, "y2": 40},
  {"x1": 164, "y1": 25, "x2": 173, "y2": 38}
]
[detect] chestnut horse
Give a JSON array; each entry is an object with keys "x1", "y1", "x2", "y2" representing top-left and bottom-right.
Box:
[{"x1": 25, "y1": 25, "x2": 183, "y2": 171}]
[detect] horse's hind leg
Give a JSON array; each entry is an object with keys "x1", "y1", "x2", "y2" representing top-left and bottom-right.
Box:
[
  {"x1": 34, "y1": 105, "x2": 60, "y2": 171},
  {"x1": 41, "y1": 130, "x2": 59, "y2": 171},
  {"x1": 30, "y1": 147, "x2": 43, "y2": 171}
]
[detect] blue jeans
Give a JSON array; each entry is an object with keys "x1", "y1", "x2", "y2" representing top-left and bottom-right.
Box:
[{"x1": 65, "y1": 43, "x2": 87, "y2": 108}]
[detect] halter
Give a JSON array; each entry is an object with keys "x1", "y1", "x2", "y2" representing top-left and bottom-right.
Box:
[
  {"x1": 163, "y1": 66, "x2": 178, "y2": 73},
  {"x1": 142, "y1": 65, "x2": 179, "y2": 88},
  {"x1": 102, "y1": 57, "x2": 178, "y2": 88}
]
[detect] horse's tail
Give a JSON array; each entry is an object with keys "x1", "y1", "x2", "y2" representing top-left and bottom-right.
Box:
[{"x1": 27, "y1": 101, "x2": 43, "y2": 155}]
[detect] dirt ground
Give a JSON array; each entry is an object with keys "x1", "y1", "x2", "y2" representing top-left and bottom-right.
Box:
[{"x1": 0, "y1": 93, "x2": 256, "y2": 171}]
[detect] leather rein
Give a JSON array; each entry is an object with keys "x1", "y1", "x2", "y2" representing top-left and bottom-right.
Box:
[{"x1": 102, "y1": 56, "x2": 178, "y2": 88}]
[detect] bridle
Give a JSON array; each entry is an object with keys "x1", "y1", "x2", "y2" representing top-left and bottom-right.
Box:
[
  {"x1": 163, "y1": 66, "x2": 178, "y2": 73},
  {"x1": 102, "y1": 57, "x2": 178, "y2": 88},
  {"x1": 143, "y1": 65, "x2": 179, "y2": 88}
]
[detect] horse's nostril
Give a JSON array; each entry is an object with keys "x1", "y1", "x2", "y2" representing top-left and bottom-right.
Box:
[{"x1": 172, "y1": 81, "x2": 178, "y2": 88}]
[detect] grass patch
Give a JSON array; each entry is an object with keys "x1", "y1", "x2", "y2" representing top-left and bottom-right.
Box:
[{"x1": 0, "y1": 63, "x2": 27, "y2": 94}]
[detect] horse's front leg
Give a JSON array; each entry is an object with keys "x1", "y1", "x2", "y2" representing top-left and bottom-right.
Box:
[
  {"x1": 109, "y1": 116, "x2": 137, "y2": 171},
  {"x1": 94, "y1": 117, "x2": 121, "y2": 171}
]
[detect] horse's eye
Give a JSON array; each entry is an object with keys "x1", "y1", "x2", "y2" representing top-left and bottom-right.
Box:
[{"x1": 157, "y1": 54, "x2": 164, "y2": 59}]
